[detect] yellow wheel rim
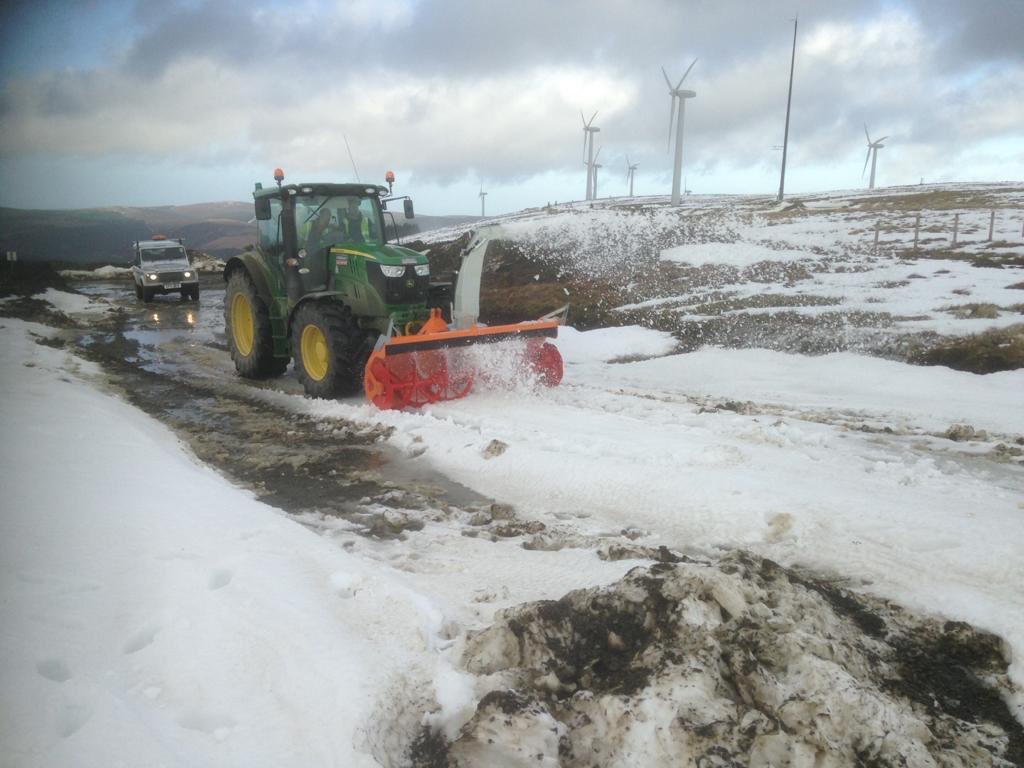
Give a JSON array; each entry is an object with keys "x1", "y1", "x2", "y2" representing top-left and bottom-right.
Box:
[
  {"x1": 231, "y1": 293, "x2": 255, "y2": 356},
  {"x1": 301, "y1": 324, "x2": 329, "y2": 381}
]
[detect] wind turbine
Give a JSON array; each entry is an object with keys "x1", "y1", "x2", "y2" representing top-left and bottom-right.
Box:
[
  {"x1": 581, "y1": 111, "x2": 600, "y2": 201},
  {"x1": 625, "y1": 155, "x2": 639, "y2": 197},
  {"x1": 591, "y1": 147, "x2": 603, "y2": 200},
  {"x1": 662, "y1": 58, "x2": 697, "y2": 205},
  {"x1": 479, "y1": 184, "x2": 488, "y2": 217},
  {"x1": 862, "y1": 125, "x2": 888, "y2": 190}
]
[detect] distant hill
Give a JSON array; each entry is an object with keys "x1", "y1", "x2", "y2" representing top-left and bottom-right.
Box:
[
  {"x1": 0, "y1": 208, "x2": 151, "y2": 265},
  {"x1": 0, "y1": 203, "x2": 482, "y2": 264}
]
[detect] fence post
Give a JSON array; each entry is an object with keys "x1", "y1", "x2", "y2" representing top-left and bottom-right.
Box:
[
  {"x1": 913, "y1": 213, "x2": 920, "y2": 251},
  {"x1": 988, "y1": 210, "x2": 995, "y2": 242},
  {"x1": 952, "y1": 213, "x2": 959, "y2": 246}
]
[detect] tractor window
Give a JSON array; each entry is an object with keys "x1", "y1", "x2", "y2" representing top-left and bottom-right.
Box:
[
  {"x1": 337, "y1": 197, "x2": 379, "y2": 245},
  {"x1": 257, "y1": 198, "x2": 283, "y2": 252},
  {"x1": 296, "y1": 194, "x2": 380, "y2": 249}
]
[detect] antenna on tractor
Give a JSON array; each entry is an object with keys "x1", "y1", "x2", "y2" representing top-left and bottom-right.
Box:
[
  {"x1": 273, "y1": 167, "x2": 285, "y2": 188},
  {"x1": 344, "y1": 135, "x2": 361, "y2": 182}
]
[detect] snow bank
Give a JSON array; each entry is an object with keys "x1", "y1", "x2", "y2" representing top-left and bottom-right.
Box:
[
  {"x1": 59, "y1": 266, "x2": 131, "y2": 280},
  {"x1": 602, "y1": 346, "x2": 1024, "y2": 435},
  {"x1": 556, "y1": 325, "x2": 677, "y2": 364},
  {"x1": 0, "y1": 320, "x2": 441, "y2": 768},
  {"x1": 30, "y1": 288, "x2": 114, "y2": 316}
]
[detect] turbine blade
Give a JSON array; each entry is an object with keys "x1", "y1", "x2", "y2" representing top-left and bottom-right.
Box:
[
  {"x1": 593, "y1": 146, "x2": 602, "y2": 163},
  {"x1": 581, "y1": 111, "x2": 587, "y2": 128},
  {"x1": 862, "y1": 147, "x2": 871, "y2": 177},
  {"x1": 677, "y1": 57, "x2": 698, "y2": 88},
  {"x1": 876, "y1": 136, "x2": 889, "y2": 144},
  {"x1": 661, "y1": 66, "x2": 673, "y2": 91},
  {"x1": 864, "y1": 123, "x2": 872, "y2": 144},
  {"x1": 589, "y1": 111, "x2": 598, "y2": 126}
]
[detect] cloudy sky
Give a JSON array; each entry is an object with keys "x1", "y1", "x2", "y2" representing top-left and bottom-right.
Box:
[{"x1": 1, "y1": 0, "x2": 1022, "y2": 215}]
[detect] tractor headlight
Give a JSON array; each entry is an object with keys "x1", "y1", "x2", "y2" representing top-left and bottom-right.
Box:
[
  {"x1": 147, "y1": 273, "x2": 158, "y2": 281},
  {"x1": 380, "y1": 265, "x2": 406, "y2": 278},
  {"x1": 414, "y1": 264, "x2": 430, "y2": 277},
  {"x1": 183, "y1": 271, "x2": 192, "y2": 278}
]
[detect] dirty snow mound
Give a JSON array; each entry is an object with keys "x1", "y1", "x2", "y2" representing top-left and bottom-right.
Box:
[{"x1": 418, "y1": 552, "x2": 1022, "y2": 767}]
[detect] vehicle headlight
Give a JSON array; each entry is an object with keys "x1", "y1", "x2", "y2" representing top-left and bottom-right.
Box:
[
  {"x1": 183, "y1": 271, "x2": 192, "y2": 278},
  {"x1": 414, "y1": 264, "x2": 430, "y2": 277},
  {"x1": 147, "y1": 273, "x2": 158, "y2": 280},
  {"x1": 380, "y1": 264, "x2": 406, "y2": 278}
]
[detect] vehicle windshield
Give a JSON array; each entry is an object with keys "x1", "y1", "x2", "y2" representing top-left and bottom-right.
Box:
[
  {"x1": 141, "y1": 246, "x2": 187, "y2": 263},
  {"x1": 296, "y1": 194, "x2": 381, "y2": 250}
]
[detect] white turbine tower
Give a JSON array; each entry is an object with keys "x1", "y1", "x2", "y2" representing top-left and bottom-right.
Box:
[
  {"x1": 863, "y1": 125, "x2": 888, "y2": 190},
  {"x1": 625, "y1": 155, "x2": 639, "y2": 197},
  {"x1": 591, "y1": 147, "x2": 603, "y2": 200},
  {"x1": 581, "y1": 111, "x2": 600, "y2": 201},
  {"x1": 479, "y1": 184, "x2": 487, "y2": 217},
  {"x1": 662, "y1": 58, "x2": 698, "y2": 205}
]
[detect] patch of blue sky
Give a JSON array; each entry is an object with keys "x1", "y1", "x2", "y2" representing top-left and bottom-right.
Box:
[{"x1": 0, "y1": 0, "x2": 136, "y2": 78}]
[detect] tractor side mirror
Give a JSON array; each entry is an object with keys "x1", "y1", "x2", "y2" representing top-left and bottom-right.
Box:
[
  {"x1": 254, "y1": 197, "x2": 272, "y2": 220},
  {"x1": 404, "y1": 198, "x2": 415, "y2": 219}
]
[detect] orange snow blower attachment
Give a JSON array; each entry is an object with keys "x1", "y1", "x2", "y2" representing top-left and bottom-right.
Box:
[{"x1": 363, "y1": 310, "x2": 563, "y2": 410}]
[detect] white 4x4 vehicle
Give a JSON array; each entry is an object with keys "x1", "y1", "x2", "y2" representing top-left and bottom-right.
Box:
[{"x1": 131, "y1": 237, "x2": 200, "y2": 302}]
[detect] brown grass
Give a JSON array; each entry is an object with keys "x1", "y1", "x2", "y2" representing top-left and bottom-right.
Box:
[
  {"x1": 942, "y1": 303, "x2": 1001, "y2": 320},
  {"x1": 912, "y1": 324, "x2": 1024, "y2": 373}
]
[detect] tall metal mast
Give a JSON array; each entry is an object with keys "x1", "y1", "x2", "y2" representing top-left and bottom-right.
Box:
[{"x1": 777, "y1": 16, "x2": 798, "y2": 202}]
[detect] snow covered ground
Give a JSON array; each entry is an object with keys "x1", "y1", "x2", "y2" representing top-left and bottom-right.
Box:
[
  {"x1": 4, "y1": 183, "x2": 1024, "y2": 765},
  {"x1": 417, "y1": 182, "x2": 1024, "y2": 346}
]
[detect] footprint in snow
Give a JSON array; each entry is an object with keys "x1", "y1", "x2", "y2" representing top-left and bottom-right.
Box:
[
  {"x1": 208, "y1": 569, "x2": 233, "y2": 590},
  {"x1": 56, "y1": 702, "x2": 92, "y2": 738},
  {"x1": 178, "y1": 710, "x2": 237, "y2": 742},
  {"x1": 123, "y1": 624, "x2": 161, "y2": 654},
  {"x1": 36, "y1": 658, "x2": 72, "y2": 683}
]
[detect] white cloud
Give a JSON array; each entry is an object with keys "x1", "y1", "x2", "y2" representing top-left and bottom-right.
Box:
[{"x1": 0, "y1": 0, "x2": 1021, "y2": 210}]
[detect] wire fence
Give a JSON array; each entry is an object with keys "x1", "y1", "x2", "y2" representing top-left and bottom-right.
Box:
[{"x1": 868, "y1": 210, "x2": 1024, "y2": 252}]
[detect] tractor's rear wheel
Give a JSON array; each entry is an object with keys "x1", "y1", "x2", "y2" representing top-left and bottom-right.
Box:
[
  {"x1": 291, "y1": 302, "x2": 373, "y2": 398},
  {"x1": 224, "y1": 269, "x2": 288, "y2": 378}
]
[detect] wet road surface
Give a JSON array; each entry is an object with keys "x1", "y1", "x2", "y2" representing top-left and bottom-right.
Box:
[{"x1": 67, "y1": 276, "x2": 493, "y2": 534}]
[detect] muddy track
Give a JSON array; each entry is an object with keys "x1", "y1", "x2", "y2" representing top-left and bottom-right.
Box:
[{"x1": 8, "y1": 287, "x2": 492, "y2": 538}]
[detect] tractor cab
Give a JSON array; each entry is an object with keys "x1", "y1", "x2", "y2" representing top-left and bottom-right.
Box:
[{"x1": 252, "y1": 181, "x2": 428, "y2": 318}]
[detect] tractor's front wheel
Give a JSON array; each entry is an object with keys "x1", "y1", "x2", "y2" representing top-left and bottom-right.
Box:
[
  {"x1": 291, "y1": 302, "x2": 373, "y2": 398},
  {"x1": 224, "y1": 269, "x2": 288, "y2": 378}
]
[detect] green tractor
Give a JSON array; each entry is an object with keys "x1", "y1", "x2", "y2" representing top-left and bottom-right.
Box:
[{"x1": 224, "y1": 169, "x2": 562, "y2": 409}]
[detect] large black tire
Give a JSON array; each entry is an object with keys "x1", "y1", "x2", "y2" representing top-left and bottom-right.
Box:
[
  {"x1": 141, "y1": 285, "x2": 153, "y2": 302},
  {"x1": 224, "y1": 269, "x2": 288, "y2": 378},
  {"x1": 291, "y1": 301, "x2": 373, "y2": 398},
  {"x1": 190, "y1": 285, "x2": 201, "y2": 302},
  {"x1": 181, "y1": 285, "x2": 200, "y2": 302}
]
